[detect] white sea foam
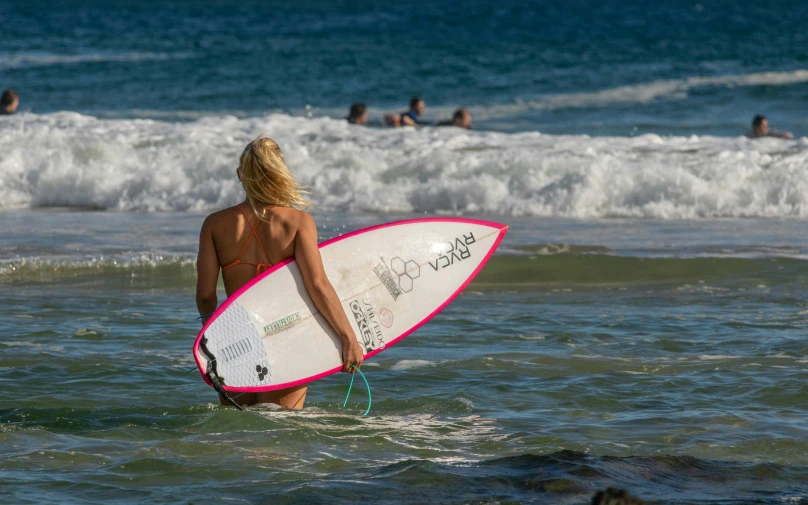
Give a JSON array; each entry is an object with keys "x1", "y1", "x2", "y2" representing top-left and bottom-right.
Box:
[
  {"x1": 1, "y1": 111, "x2": 807, "y2": 218},
  {"x1": 390, "y1": 360, "x2": 435, "y2": 371},
  {"x1": 697, "y1": 355, "x2": 744, "y2": 361},
  {"x1": 0, "y1": 51, "x2": 193, "y2": 70},
  {"x1": 475, "y1": 69, "x2": 808, "y2": 118},
  {"x1": 0, "y1": 254, "x2": 196, "y2": 276}
]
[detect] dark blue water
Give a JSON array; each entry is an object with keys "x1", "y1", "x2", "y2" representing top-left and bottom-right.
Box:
[{"x1": 3, "y1": 0, "x2": 808, "y2": 135}]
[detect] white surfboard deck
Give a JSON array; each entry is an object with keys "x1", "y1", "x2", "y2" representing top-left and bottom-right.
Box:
[{"x1": 192, "y1": 217, "x2": 508, "y2": 393}]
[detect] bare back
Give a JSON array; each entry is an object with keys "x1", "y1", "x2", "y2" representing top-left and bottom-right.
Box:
[
  {"x1": 195, "y1": 199, "x2": 363, "y2": 409},
  {"x1": 208, "y1": 203, "x2": 302, "y2": 295}
]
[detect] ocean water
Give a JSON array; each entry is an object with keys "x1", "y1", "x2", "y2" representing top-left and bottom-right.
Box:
[
  {"x1": 3, "y1": 0, "x2": 808, "y2": 136},
  {"x1": 3, "y1": 1, "x2": 808, "y2": 504},
  {"x1": 4, "y1": 213, "x2": 808, "y2": 504}
]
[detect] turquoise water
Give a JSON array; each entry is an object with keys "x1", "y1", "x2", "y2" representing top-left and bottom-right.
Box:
[
  {"x1": 4, "y1": 1, "x2": 808, "y2": 502},
  {"x1": 3, "y1": 212, "x2": 808, "y2": 503}
]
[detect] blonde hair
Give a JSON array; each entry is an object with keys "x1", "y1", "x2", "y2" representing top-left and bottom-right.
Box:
[{"x1": 238, "y1": 135, "x2": 312, "y2": 213}]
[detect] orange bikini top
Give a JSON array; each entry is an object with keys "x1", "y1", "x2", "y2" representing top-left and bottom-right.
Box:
[{"x1": 221, "y1": 206, "x2": 273, "y2": 276}]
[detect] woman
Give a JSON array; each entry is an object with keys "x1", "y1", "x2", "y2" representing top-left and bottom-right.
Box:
[{"x1": 196, "y1": 135, "x2": 364, "y2": 409}]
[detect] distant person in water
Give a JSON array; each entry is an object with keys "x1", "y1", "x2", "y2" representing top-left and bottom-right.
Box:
[
  {"x1": 436, "y1": 108, "x2": 472, "y2": 129},
  {"x1": 747, "y1": 115, "x2": 792, "y2": 139},
  {"x1": 347, "y1": 103, "x2": 368, "y2": 125},
  {"x1": 383, "y1": 112, "x2": 401, "y2": 127},
  {"x1": 401, "y1": 96, "x2": 427, "y2": 126},
  {"x1": 384, "y1": 96, "x2": 428, "y2": 127},
  {"x1": 1, "y1": 89, "x2": 19, "y2": 115}
]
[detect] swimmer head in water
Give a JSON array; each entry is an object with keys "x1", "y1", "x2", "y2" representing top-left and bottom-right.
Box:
[
  {"x1": 452, "y1": 108, "x2": 471, "y2": 129},
  {"x1": 347, "y1": 103, "x2": 368, "y2": 125},
  {"x1": 1, "y1": 89, "x2": 19, "y2": 115},
  {"x1": 750, "y1": 114, "x2": 792, "y2": 139}
]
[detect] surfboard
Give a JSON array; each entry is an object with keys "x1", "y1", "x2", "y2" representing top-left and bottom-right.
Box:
[{"x1": 192, "y1": 217, "x2": 508, "y2": 393}]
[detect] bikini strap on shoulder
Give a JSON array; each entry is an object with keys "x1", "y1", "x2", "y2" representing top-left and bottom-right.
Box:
[{"x1": 236, "y1": 205, "x2": 272, "y2": 266}]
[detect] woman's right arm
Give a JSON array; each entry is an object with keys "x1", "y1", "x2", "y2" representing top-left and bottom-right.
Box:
[
  {"x1": 294, "y1": 213, "x2": 364, "y2": 372},
  {"x1": 196, "y1": 215, "x2": 220, "y2": 326}
]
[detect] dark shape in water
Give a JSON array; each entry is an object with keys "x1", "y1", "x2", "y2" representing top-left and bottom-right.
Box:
[{"x1": 593, "y1": 487, "x2": 647, "y2": 505}]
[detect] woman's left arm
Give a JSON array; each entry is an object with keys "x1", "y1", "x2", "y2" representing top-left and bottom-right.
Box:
[{"x1": 196, "y1": 215, "x2": 220, "y2": 325}]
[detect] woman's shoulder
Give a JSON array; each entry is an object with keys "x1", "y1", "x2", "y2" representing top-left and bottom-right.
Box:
[
  {"x1": 201, "y1": 205, "x2": 315, "y2": 232},
  {"x1": 201, "y1": 205, "x2": 241, "y2": 227},
  {"x1": 270, "y1": 206, "x2": 315, "y2": 230}
]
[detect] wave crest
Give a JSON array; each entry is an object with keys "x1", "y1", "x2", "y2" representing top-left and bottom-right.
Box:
[{"x1": 1, "y1": 112, "x2": 807, "y2": 218}]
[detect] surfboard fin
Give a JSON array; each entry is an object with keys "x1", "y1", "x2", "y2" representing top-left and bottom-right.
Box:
[{"x1": 200, "y1": 336, "x2": 244, "y2": 411}]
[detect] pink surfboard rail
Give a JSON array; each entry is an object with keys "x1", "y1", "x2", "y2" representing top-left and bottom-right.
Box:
[{"x1": 192, "y1": 217, "x2": 508, "y2": 392}]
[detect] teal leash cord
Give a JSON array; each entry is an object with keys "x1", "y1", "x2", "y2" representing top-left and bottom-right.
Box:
[{"x1": 342, "y1": 365, "x2": 371, "y2": 417}]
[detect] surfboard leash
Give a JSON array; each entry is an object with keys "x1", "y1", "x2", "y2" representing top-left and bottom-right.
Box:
[
  {"x1": 194, "y1": 318, "x2": 368, "y2": 415},
  {"x1": 185, "y1": 312, "x2": 215, "y2": 373},
  {"x1": 199, "y1": 336, "x2": 244, "y2": 411},
  {"x1": 342, "y1": 365, "x2": 372, "y2": 417}
]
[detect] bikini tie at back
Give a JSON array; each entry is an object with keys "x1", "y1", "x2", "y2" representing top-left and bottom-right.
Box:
[{"x1": 221, "y1": 206, "x2": 273, "y2": 276}]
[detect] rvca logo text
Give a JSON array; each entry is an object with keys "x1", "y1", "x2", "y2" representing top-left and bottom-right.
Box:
[{"x1": 429, "y1": 233, "x2": 475, "y2": 271}]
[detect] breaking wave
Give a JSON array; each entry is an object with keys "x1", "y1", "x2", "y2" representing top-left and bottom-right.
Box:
[
  {"x1": 1, "y1": 111, "x2": 807, "y2": 218},
  {"x1": 476, "y1": 69, "x2": 808, "y2": 117}
]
